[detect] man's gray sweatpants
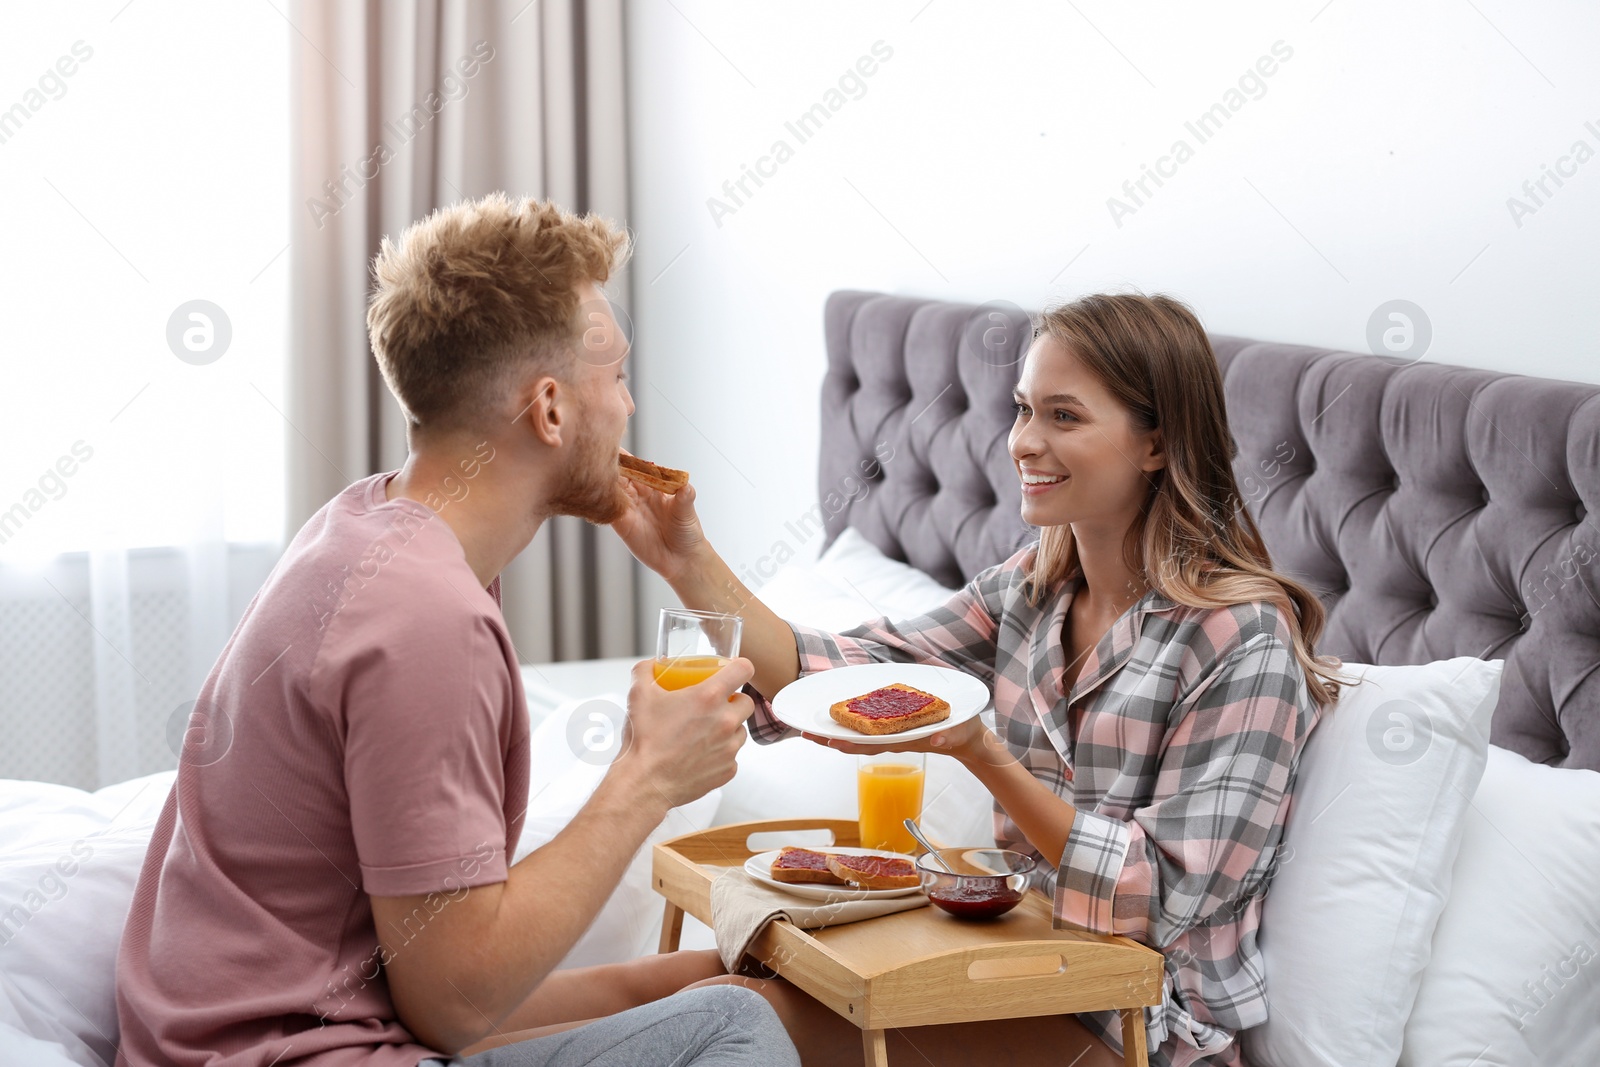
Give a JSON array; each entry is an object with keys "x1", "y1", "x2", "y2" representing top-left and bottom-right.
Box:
[{"x1": 421, "y1": 985, "x2": 800, "y2": 1067}]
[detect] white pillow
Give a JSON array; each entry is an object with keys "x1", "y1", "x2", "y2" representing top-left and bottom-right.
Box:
[
  {"x1": 811, "y1": 528, "x2": 960, "y2": 620},
  {"x1": 0, "y1": 980, "x2": 84, "y2": 1067},
  {"x1": 0, "y1": 771, "x2": 174, "y2": 1067},
  {"x1": 1244, "y1": 658, "x2": 1502, "y2": 1067},
  {"x1": 517, "y1": 694, "x2": 722, "y2": 969},
  {"x1": 1398, "y1": 745, "x2": 1600, "y2": 1067},
  {"x1": 520, "y1": 657, "x2": 636, "y2": 731},
  {"x1": 747, "y1": 564, "x2": 879, "y2": 632}
]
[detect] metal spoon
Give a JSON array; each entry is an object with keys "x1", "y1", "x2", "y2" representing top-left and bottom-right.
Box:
[{"x1": 903, "y1": 818, "x2": 956, "y2": 873}]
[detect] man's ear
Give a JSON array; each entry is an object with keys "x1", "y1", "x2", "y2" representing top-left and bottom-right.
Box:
[{"x1": 517, "y1": 375, "x2": 564, "y2": 448}]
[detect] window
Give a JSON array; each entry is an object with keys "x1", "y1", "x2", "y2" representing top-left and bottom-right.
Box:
[{"x1": 0, "y1": 2, "x2": 288, "y2": 562}]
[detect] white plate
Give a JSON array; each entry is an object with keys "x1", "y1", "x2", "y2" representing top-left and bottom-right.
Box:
[
  {"x1": 744, "y1": 847, "x2": 925, "y2": 901},
  {"x1": 769, "y1": 663, "x2": 990, "y2": 745}
]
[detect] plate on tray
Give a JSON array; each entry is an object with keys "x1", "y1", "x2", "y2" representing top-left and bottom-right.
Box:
[
  {"x1": 744, "y1": 847, "x2": 926, "y2": 901},
  {"x1": 769, "y1": 662, "x2": 990, "y2": 745}
]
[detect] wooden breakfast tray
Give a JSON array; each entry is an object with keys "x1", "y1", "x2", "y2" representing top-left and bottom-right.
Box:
[{"x1": 653, "y1": 818, "x2": 1164, "y2": 1067}]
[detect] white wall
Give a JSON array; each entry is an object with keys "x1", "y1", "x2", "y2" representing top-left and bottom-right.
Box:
[{"x1": 623, "y1": 0, "x2": 1600, "y2": 620}]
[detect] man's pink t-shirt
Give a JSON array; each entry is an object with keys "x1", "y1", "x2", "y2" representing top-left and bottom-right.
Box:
[{"x1": 115, "y1": 471, "x2": 530, "y2": 1067}]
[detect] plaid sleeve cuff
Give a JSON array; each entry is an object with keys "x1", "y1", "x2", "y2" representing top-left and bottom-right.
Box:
[
  {"x1": 746, "y1": 622, "x2": 856, "y2": 744},
  {"x1": 746, "y1": 682, "x2": 796, "y2": 744},
  {"x1": 1053, "y1": 808, "x2": 1132, "y2": 934}
]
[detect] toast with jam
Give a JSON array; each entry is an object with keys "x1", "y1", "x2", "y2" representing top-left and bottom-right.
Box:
[
  {"x1": 769, "y1": 846, "x2": 846, "y2": 885},
  {"x1": 824, "y1": 853, "x2": 920, "y2": 890},
  {"x1": 829, "y1": 683, "x2": 950, "y2": 736}
]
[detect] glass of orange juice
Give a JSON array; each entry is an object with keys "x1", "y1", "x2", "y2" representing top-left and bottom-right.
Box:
[
  {"x1": 653, "y1": 608, "x2": 743, "y2": 691},
  {"x1": 857, "y1": 752, "x2": 926, "y2": 853}
]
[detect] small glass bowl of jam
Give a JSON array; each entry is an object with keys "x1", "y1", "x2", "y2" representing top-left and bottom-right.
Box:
[{"x1": 915, "y1": 848, "x2": 1036, "y2": 920}]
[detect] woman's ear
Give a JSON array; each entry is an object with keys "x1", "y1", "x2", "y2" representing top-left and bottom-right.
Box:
[
  {"x1": 1142, "y1": 427, "x2": 1167, "y2": 472},
  {"x1": 518, "y1": 376, "x2": 564, "y2": 448}
]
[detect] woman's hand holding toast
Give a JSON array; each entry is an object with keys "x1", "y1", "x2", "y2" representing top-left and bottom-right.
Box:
[{"x1": 800, "y1": 715, "x2": 992, "y2": 761}]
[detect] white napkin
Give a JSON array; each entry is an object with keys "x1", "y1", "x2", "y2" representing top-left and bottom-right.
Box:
[{"x1": 709, "y1": 868, "x2": 928, "y2": 972}]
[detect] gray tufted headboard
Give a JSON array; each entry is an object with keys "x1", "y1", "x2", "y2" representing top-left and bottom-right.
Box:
[{"x1": 817, "y1": 289, "x2": 1600, "y2": 772}]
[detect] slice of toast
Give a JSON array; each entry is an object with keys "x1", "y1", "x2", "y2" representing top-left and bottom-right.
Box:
[
  {"x1": 829, "y1": 683, "x2": 951, "y2": 736},
  {"x1": 619, "y1": 452, "x2": 689, "y2": 495},
  {"x1": 825, "y1": 853, "x2": 920, "y2": 890},
  {"x1": 769, "y1": 846, "x2": 845, "y2": 885}
]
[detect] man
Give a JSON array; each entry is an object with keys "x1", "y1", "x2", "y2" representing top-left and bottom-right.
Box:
[{"x1": 114, "y1": 193, "x2": 798, "y2": 1067}]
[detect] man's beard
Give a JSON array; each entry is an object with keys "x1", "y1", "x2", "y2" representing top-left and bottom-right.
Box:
[{"x1": 547, "y1": 417, "x2": 628, "y2": 525}]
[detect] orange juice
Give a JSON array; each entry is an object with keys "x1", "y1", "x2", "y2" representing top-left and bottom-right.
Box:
[
  {"x1": 652, "y1": 655, "x2": 728, "y2": 690},
  {"x1": 857, "y1": 762, "x2": 925, "y2": 852}
]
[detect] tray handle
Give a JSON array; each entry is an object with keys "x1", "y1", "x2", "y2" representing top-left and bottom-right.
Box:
[
  {"x1": 877, "y1": 937, "x2": 1163, "y2": 1007},
  {"x1": 657, "y1": 817, "x2": 862, "y2": 864}
]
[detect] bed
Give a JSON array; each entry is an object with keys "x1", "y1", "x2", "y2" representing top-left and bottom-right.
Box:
[{"x1": 4, "y1": 289, "x2": 1598, "y2": 1067}]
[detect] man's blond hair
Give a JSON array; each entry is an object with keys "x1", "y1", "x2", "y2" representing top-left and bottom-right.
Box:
[{"x1": 367, "y1": 192, "x2": 629, "y2": 435}]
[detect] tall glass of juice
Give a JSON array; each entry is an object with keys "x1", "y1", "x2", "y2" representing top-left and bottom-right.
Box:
[
  {"x1": 654, "y1": 608, "x2": 743, "y2": 690},
  {"x1": 857, "y1": 751, "x2": 926, "y2": 853}
]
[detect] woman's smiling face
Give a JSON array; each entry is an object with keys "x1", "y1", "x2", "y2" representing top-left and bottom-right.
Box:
[{"x1": 1007, "y1": 334, "x2": 1164, "y2": 533}]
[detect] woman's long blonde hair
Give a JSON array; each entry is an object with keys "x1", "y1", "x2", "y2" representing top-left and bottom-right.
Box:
[{"x1": 1025, "y1": 293, "x2": 1343, "y2": 708}]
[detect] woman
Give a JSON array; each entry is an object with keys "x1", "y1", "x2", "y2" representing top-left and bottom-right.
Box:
[{"x1": 614, "y1": 292, "x2": 1342, "y2": 1067}]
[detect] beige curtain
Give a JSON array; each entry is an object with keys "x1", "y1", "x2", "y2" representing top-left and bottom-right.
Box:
[{"x1": 286, "y1": 0, "x2": 638, "y2": 662}]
